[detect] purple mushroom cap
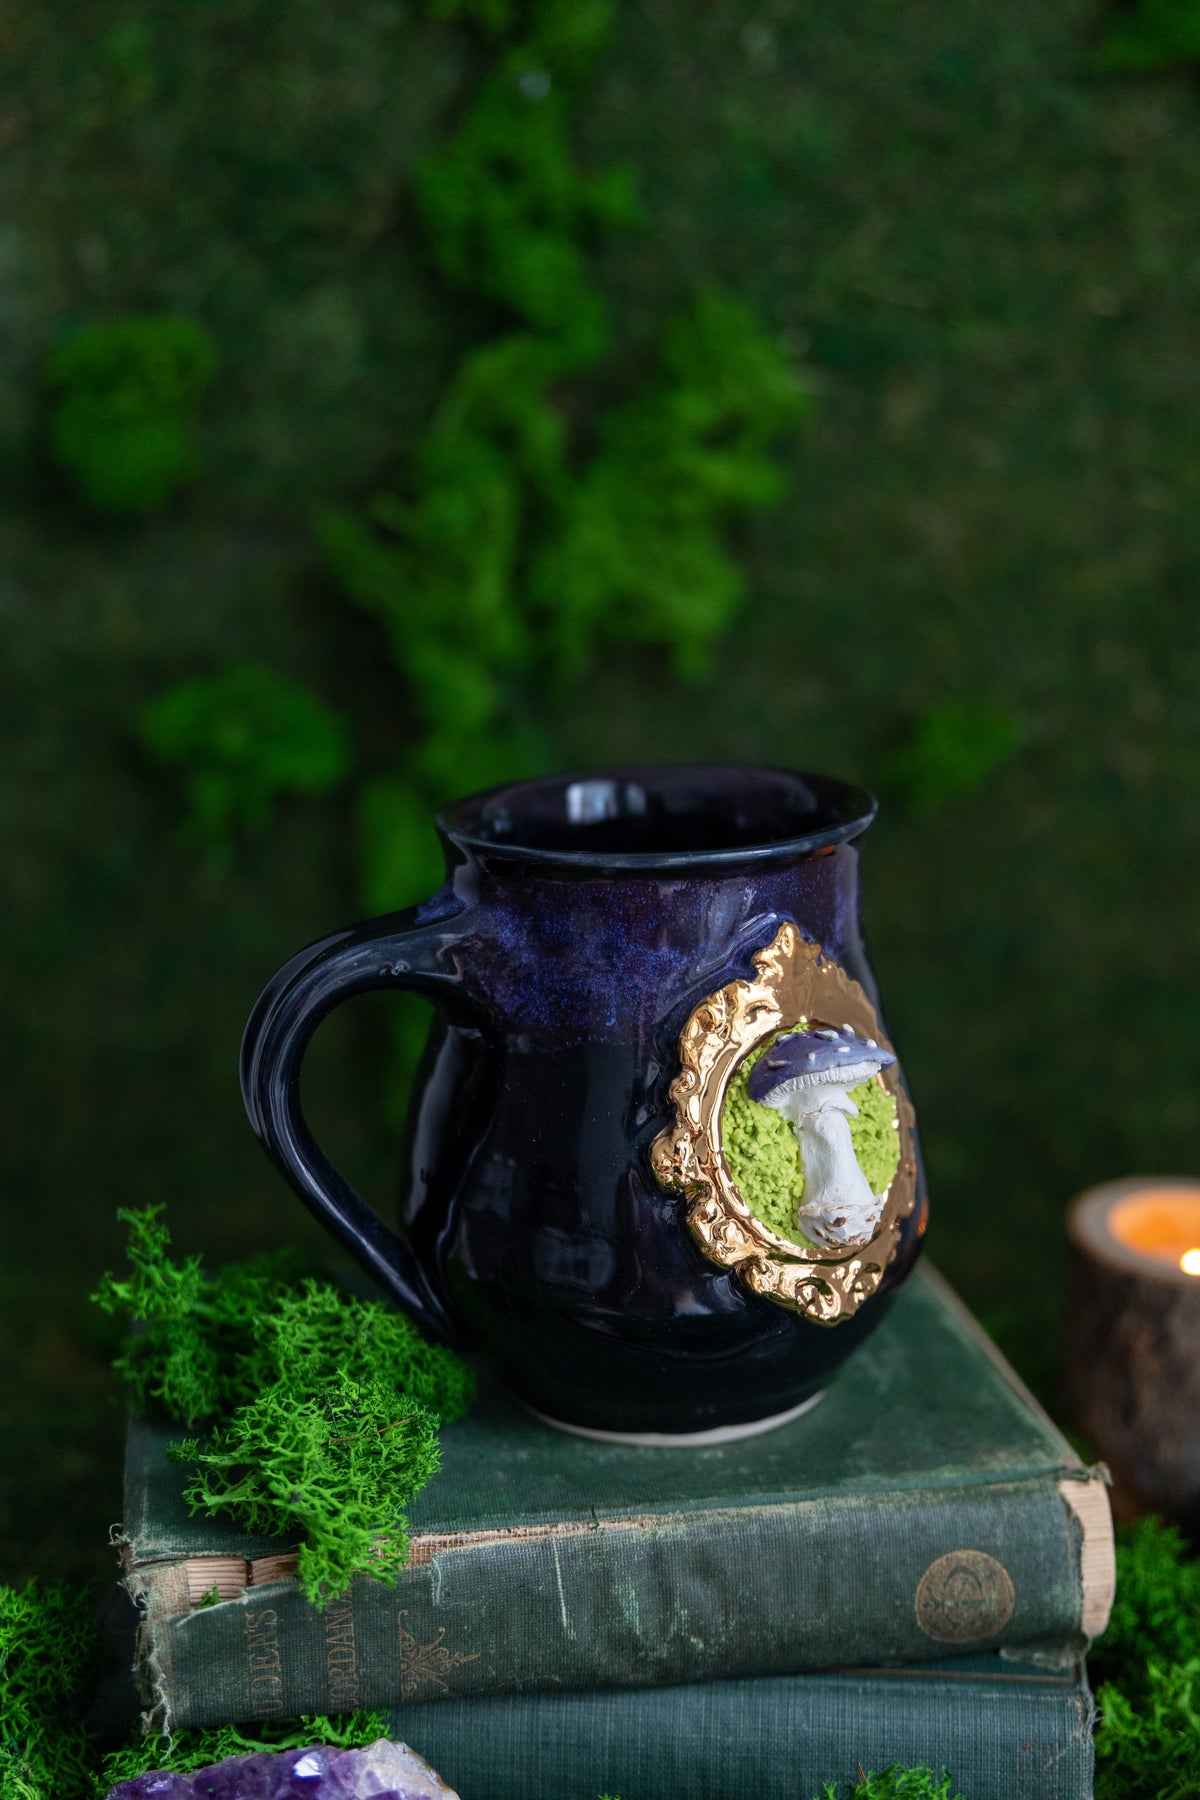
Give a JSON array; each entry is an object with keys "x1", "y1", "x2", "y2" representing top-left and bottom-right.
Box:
[{"x1": 746, "y1": 1027, "x2": 896, "y2": 1102}]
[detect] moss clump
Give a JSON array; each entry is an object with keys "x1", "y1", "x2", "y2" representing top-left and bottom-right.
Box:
[
  {"x1": 1, "y1": 1576, "x2": 393, "y2": 1798},
  {"x1": 1090, "y1": 1517, "x2": 1200, "y2": 1800},
  {"x1": 1092, "y1": 1515, "x2": 1200, "y2": 1678},
  {"x1": 98, "y1": 1711, "x2": 390, "y2": 1797},
  {"x1": 883, "y1": 700, "x2": 1022, "y2": 817},
  {"x1": 46, "y1": 314, "x2": 217, "y2": 515},
  {"x1": 813, "y1": 1773, "x2": 962, "y2": 1800},
  {"x1": 137, "y1": 664, "x2": 351, "y2": 842},
  {"x1": 92, "y1": 1206, "x2": 473, "y2": 1430},
  {"x1": 93, "y1": 1206, "x2": 474, "y2": 1604},
  {"x1": 1094, "y1": 1658, "x2": 1200, "y2": 1800},
  {"x1": 721, "y1": 1031, "x2": 900, "y2": 1245},
  {"x1": 841, "y1": 1078, "x2": 903, "y2": 1204},
  {"x1": 171, "y1": 1372, "x2": 442, "y2": 1606},
  {"x1": 0, "y1": 1579, "x2": 100, "y2": 1800},
  {"x1": 0, "y1": 1573, "x2": 389, "y2": 1797}
]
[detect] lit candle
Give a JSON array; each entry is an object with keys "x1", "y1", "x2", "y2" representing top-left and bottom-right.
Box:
[
  {"x1": 1094, "y1": 1181, "x2": 1200, "y2": 1279},
  {"x1": 1066, "y1": 1178, "x2": 1200, "y2": 1526}
]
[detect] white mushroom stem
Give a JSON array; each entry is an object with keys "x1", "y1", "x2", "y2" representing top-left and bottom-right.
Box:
[{"x1": 766, "y1": 1079, "x2": 883, "y2": 1250}]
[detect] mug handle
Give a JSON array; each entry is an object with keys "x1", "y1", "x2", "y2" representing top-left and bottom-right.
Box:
[{"x1": 240, "y1": 900, "x2": 483, "y2": 1346}]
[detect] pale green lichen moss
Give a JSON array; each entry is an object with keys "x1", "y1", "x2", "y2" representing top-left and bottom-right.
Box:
[{"x1": 721, "y1": 1031, "x2": 901, "y2": 1244}]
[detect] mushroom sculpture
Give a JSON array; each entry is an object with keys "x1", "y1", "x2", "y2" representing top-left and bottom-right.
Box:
[{"x1": 745, "y1": 1027, "x2": 897, "y2": 1251}]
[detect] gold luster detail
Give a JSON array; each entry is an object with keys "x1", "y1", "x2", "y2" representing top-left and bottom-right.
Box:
[{"x1": 649, "y1": 923, "x2": 918, "y2": 1324}]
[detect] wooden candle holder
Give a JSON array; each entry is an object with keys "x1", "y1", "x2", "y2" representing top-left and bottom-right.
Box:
[{"x1": 1066, "y1": 1177, "x2": 1200, "y2": 1526}]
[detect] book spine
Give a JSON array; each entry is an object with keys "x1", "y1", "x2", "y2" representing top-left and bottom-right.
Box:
[
  {"x1": 385, "y1": 1663, "x2": 1095, "y2": 1800},
  {"x1": 130, "y1": 1473, "x2": 1096, "y2": 1729}
]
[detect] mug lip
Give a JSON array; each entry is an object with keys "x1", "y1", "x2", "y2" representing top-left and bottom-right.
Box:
[{"x1": 437, "y1": 764, "x2": 877, "y2": 873}]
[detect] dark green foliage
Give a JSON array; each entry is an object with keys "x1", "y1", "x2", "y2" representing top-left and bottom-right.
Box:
[
  {"x1": 94, "y1": 1207, "x2": 474, "y2": 1603},
  {"x1": 530, "y1": 290, "x2": 808, "y2": 682},
  {"x1": 1094, "y1": 0, "x2": 1200, "y2": 72},
  {"x1": 92, "y1": 1206, "x2": 303, "y2": 1426},
  {"x1": 1, "y1": 1575, "x2": 387, "y2": 1800},
  {"x1": 354, "y1": 774, "x2": 458, "y2": 917},
  {"x1": 1090, "y1": 1518, "x2": 1200, "y2": 1799},
  {"x1": 251, "y1": 1280, "x2": 475, "y2": 1421},
  {"x1": 0, "y1": 1580, "x2": 99, "y2": 1800},
  {"x1": 137, "y1": 665, "x2": 351, "y2": 839},
  {"x1": 47, "y1": 316, "x2": 217, "y2": 515},
  {"x1": 319, "y1": 286, "x2": 804, "y2": 920},
  {"x1": 884, "y1": 701, "x2": 1022, "y2": 816},
  {"x1": 320, "y1": 292, "x2": 805, "y2": 803},
  {"x1": 97, "y1": 1710, "x2": 390, "y2": 1796},
  {"x1": 317, "y1": 337, "x2": 559, "y2": 784},
  {"x1": 1091, "y1": 1517, "x2": 1200, "y2": 1683},
  {"x1": 1094, "y1": 1659, "x2": 1200, "y2": 1800},
  {"x1": 173, "y1": 1373, "x2": 441, "y2": 1603},
  {"x1": 92, "y1": 1206, "x2": 473, "y2": 1428},
  {"x1": 814, "y1": 1773, "x2": 962, "y2": 1800},
  {"x1": 315, "y1": 0, "x2": 804, "y2": 925},
  {"x1": 416, "y1": 8, "x2": 638, "y2": 358}
]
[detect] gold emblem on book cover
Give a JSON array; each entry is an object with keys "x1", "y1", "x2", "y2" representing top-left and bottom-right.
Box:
[
  {"x1": 649, "y1": 923, "x2": 917, "y2": 1324},
  {"x1": 914, "y1": 1549, "x2": 1017, "y2": 1644}
]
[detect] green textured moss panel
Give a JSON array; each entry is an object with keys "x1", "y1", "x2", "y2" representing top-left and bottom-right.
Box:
[{"x1": 722, "y1": 1034, "x2": 901, "y2": 1241}]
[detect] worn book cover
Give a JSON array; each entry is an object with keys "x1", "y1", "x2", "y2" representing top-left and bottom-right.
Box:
[
  {"x1": 388, "y1": 1654, "x2": 1096, "y2": 1800},
  {"x1": 121, "y1": 1264, "x2": 1113, "y2": 1730}
]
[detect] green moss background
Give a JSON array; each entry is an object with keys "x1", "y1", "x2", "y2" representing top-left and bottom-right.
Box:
[
  {"x1": 3, "y1": 0, "x2": 1200, "y2": 1594},
  {"x1": 722, "y1": 1036, "x2": 901, "y2": 1242}
]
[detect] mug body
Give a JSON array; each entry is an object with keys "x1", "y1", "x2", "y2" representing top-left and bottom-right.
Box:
[{"x1": 396, "y1": 767, "x2": 926, "y2": 1437}]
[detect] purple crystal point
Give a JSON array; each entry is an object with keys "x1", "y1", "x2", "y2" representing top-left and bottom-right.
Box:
[{"x1": 105, "y1": 1740, "x2": 459, "y2": 1800}]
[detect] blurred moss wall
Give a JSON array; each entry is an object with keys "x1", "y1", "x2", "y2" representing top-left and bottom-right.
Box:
[{"x1": 3, "y1": 0, "x2": 1200, "y2": 1574}]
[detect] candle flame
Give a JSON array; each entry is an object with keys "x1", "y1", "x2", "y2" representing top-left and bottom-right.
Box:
[{"x1": 1180, "y1": 1248, "x2": 1200, "y2": 1276}]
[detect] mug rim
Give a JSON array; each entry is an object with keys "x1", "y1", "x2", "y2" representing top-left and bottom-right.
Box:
[{"x1": 437, "y1": 763, "x2": 877, "y2": 872}]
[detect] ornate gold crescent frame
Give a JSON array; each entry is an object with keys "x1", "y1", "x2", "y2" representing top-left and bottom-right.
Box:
[{"x1": 649, "y1": 923, "x2": 918, "y2": 1324}]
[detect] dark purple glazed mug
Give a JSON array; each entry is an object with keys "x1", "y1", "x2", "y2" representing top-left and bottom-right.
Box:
[{"x1": 241, "y1": 767, "x2": 926, "y2": 1440}]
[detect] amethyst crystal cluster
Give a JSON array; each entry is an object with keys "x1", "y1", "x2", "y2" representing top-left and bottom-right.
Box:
[{"x1": 105, "y1": 1739, "x2": 459, "y2": 1800}]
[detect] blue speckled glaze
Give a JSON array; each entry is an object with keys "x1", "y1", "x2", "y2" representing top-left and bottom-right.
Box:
[{"x1": 242, "y1": 767, "x2": 927, "y2": 1435}]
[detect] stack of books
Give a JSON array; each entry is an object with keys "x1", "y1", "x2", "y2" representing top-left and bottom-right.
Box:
[{"x1": 121, "y1": 1265, "x2": 1112, "y2": 1799}]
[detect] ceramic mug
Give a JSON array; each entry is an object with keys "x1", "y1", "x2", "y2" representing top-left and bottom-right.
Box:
[{"x1": 241, "y1": 766, "x2": 926, "y2": 1441}]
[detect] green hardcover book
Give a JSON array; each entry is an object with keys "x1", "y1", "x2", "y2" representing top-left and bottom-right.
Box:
[
  {"x1": 386, "y1": 1655, "x2": 1095, "y2": 1800},
  {"x1": 121, "y1": 1265, "x2": 1113, "y2": 1731}
]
